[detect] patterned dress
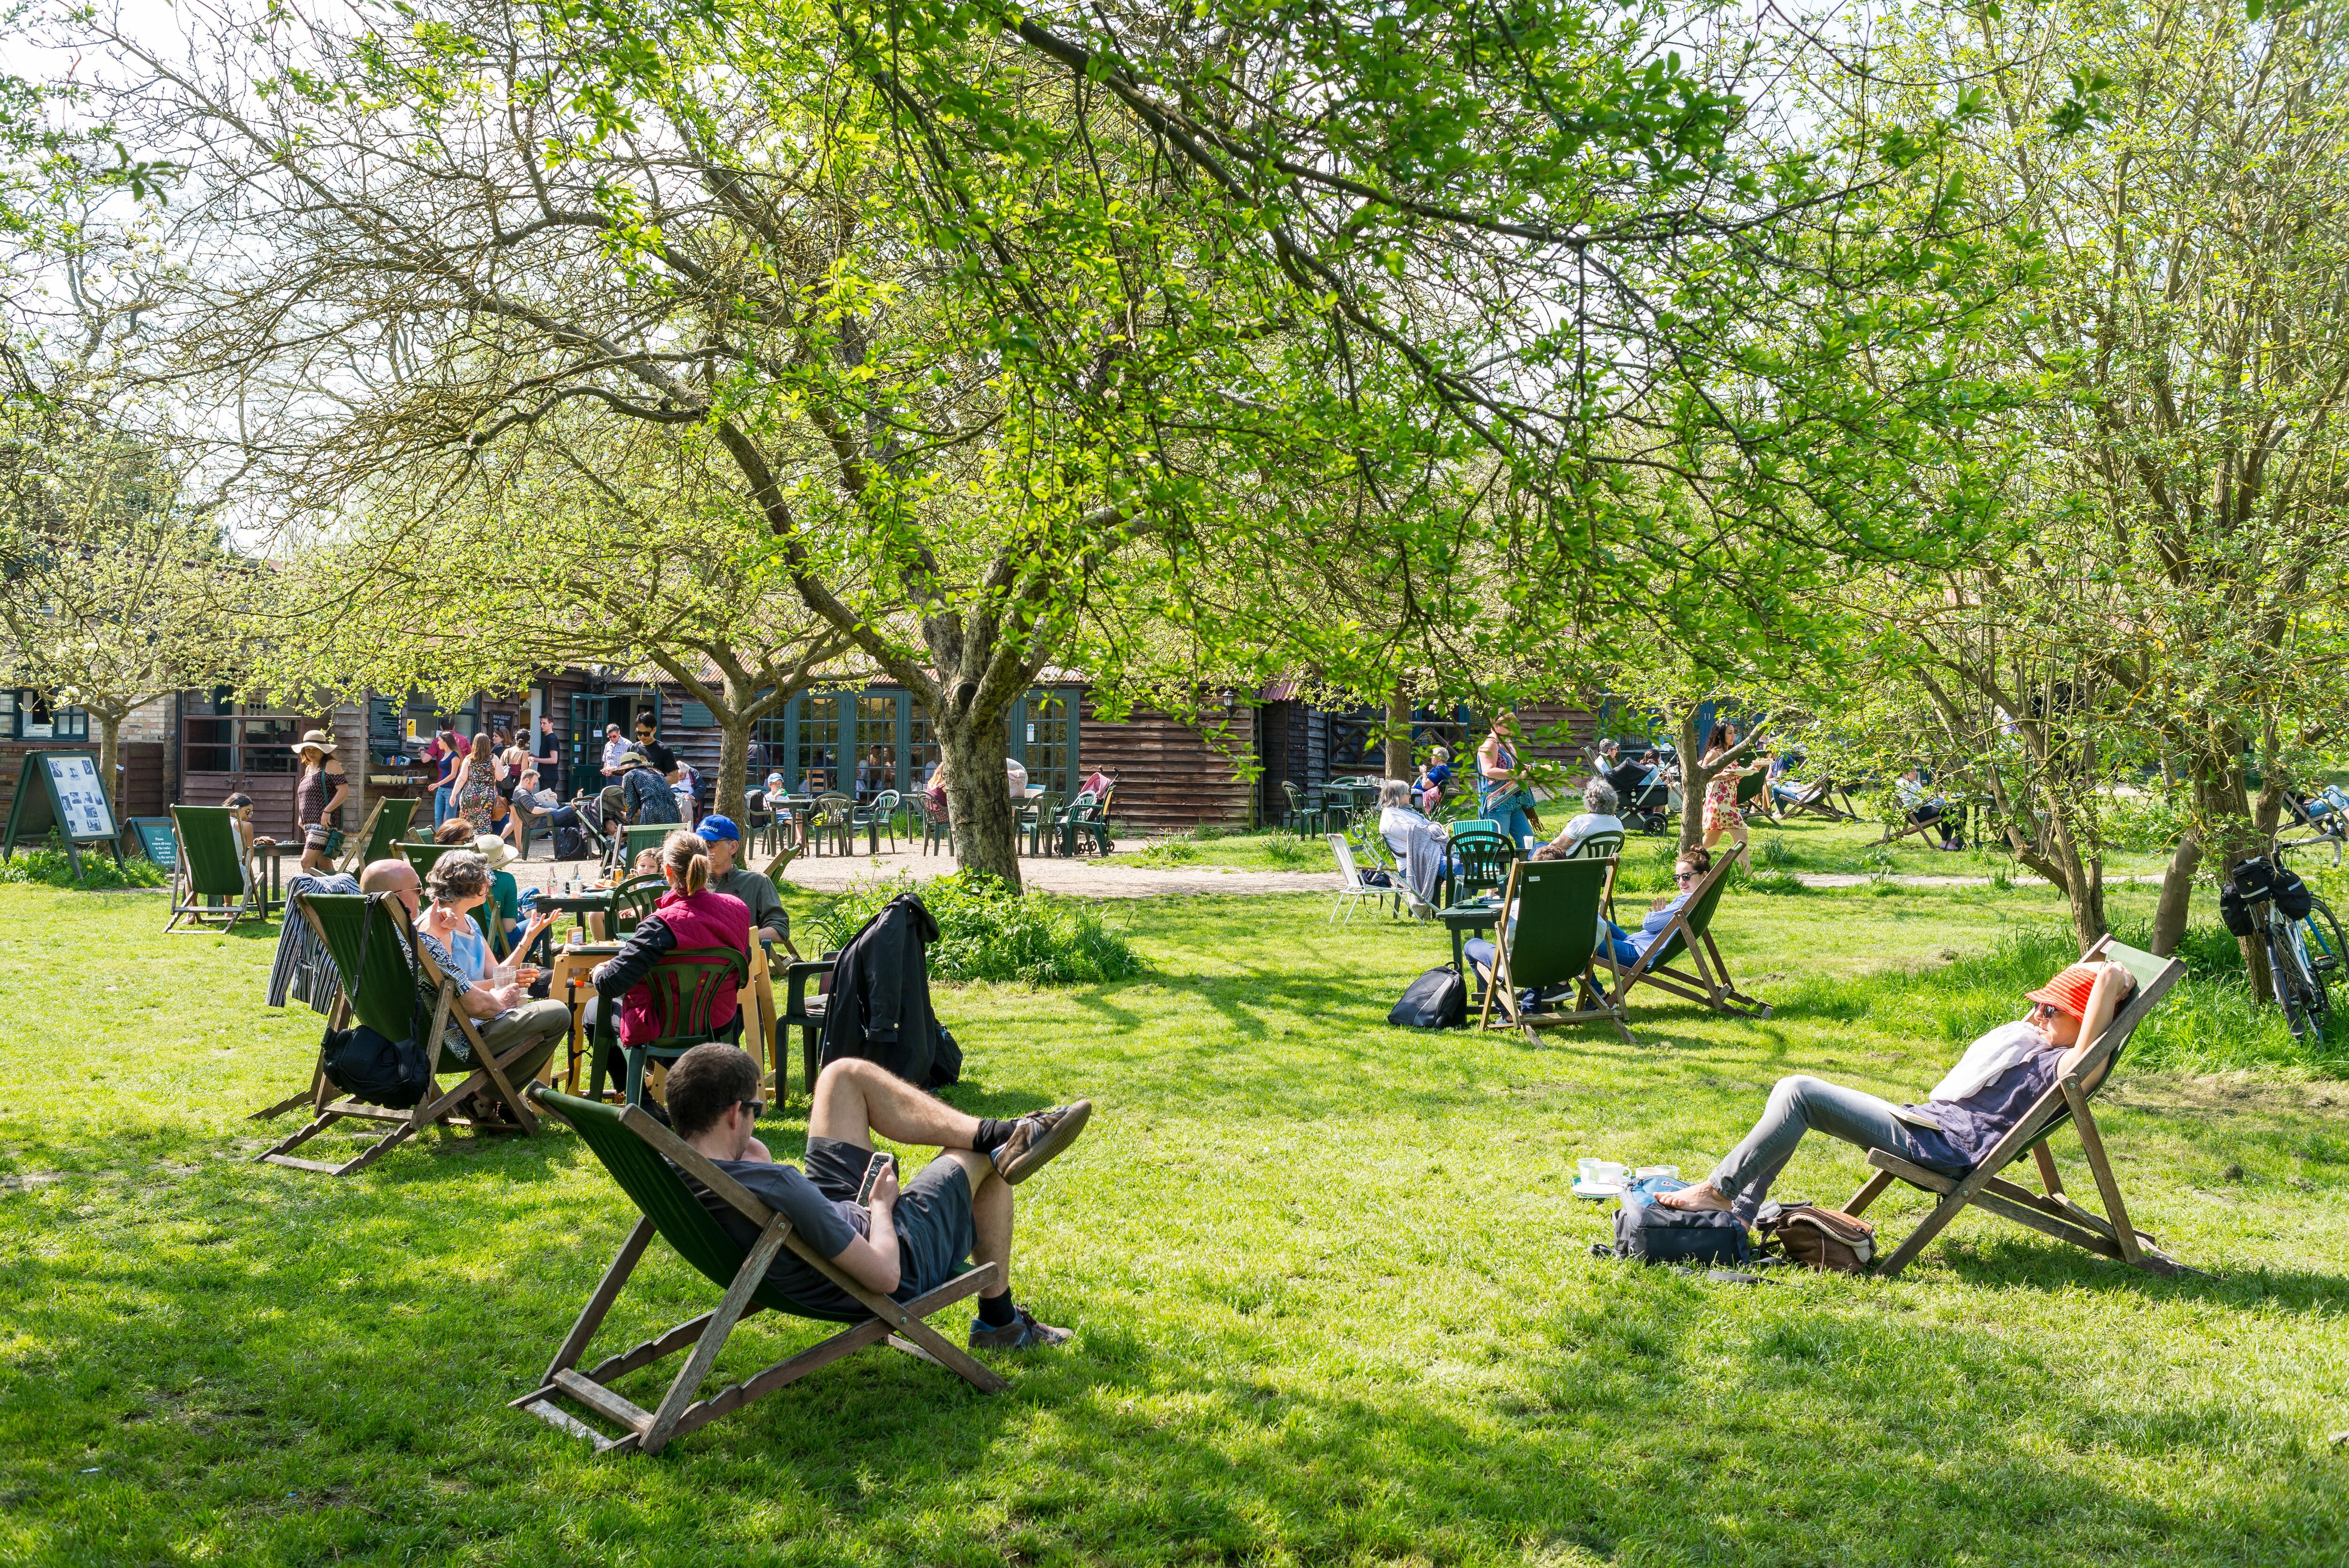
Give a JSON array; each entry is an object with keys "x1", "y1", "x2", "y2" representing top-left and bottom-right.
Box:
[
  {"x1": 1703, "y1": 764, "x2": 1745, "y2": 832},
  {"x1": 452, "y1": 756, "x2": 503, "y2": 833}
]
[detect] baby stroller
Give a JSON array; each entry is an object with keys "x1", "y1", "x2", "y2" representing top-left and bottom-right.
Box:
[{"x1": 1619, "y1": 752, "x2": 1678, "y2": 835}]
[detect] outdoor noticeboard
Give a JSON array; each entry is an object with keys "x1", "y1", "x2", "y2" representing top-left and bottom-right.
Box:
[{"x1": 2, "y1": 749, "x2": 124, "y2": 880}]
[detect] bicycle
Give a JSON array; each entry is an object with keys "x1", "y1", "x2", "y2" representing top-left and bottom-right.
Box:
[{"x1": 2234, "y1": 836, "x2": 2343, "y2": 1042}]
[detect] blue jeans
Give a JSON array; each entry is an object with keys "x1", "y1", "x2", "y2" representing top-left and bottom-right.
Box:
[
  {"x1": 1483, "y1": 799, "x2": 1532, "y2": 846},
  {"x1": 1708, "y1": 1075, "x2": 1966, "y2": 1225},
  {"x1": 432, "y1": 785, "x2": 453, "y2": 829},
  {"x1": 1601, "y1": 922, "x2": 1640, "y2": 968}
]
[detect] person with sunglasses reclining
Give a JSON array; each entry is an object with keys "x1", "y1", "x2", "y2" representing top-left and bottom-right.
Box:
[
  {"x1": 1655, "y1": 959, "x2": 2136, "y2": 1224},
  {"x1": 1595, "y1": 845, "x2": 1715, "y2": 969}
]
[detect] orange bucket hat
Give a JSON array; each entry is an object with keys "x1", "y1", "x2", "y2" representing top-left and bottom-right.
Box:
[{"x1": 2025, "y1": 963, "x2": 2100, "y2": 1019}]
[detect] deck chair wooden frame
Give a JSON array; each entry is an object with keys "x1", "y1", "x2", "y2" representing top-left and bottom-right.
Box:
[
  {"x1": 1773, "y1": 777, "x2": 1859, "y2": 823},
  {"x1": 337, "y1": 796, "x2": 421, "y2": 873},
  {"x1": 515, "y1": 1087, "x2": 1004, "y2": 1456},
  {"x1": 251, "y1": 893, "x2": 544, "y2": 1175},
  {"x1": 1875, "y1": 811, "x2": 1944, "y2": 847},
  {"x1": 163, "y1": 805, "x2": 266, "y2": 934},
  {"x1": 1474, "y1": 859, "x2": 1634, "y2": 1044},
  {"x1": 1601, "y1": 853, "x2": 1772, "y2": 1019},
  {"x1": 1844, "y1": 935, "x2": 2187, "y2": 1279}
]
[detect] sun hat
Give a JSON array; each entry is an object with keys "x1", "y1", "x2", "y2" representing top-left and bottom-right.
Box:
[
  {"x1": 289, "y1": 728, "x2": 338, "y2": 756},
  {"x1": 696, "y1": 814, "x2": 740, "y2": 844},
  {"x1": 2024, "y1": 963, "x2": 2101, "y2": 1020},
  {"x1": 616, "y1": 750, "x2": 650, "y2": 769},
  {"x1": 472, "y1": 833, "x2": 518, "y2": 870}
]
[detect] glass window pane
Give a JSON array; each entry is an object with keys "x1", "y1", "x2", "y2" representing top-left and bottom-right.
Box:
[
  {"x1": 241, "y1": 716, "x2": 303, "y2": 773},
  {"x1": 1026, "y1": 691, "x2": 1071, "y2": 797},
  {"x1": 908, "y1": 702, "x2": 939, "y2": 793},
  {"x1": 797, "y1": 694, "x2": 840, "y2": 792},
  {"x1": 856, "y1": 693, "x2": 897, "y2": 798},
  {"x1": 185, "y1": 716, "x2": 235, "y2": 773}
]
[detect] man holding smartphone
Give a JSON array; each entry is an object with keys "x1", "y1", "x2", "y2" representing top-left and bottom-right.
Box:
[{"x1": 664, "y1": 1045, "x2": 1090, "y2": 1349}]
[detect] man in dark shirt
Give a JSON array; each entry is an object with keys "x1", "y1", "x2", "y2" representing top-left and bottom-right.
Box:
[
  {"x1": 665, "y1": 1043, "x2": 1091, "y2": 1348},
  {"x1": 533, "y1": 714, "x2": 561, "y2": 780},
  {"x1": 1657, "y1": 960, "x2": 2135, "y2": 1224},
  {"x1": 634, "y1": 716, "x2": 679, "y2": 783}
]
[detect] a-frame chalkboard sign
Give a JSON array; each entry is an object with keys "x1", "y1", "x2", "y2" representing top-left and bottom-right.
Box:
[{"x1": 2, "y1": 749, "x2": 124, "y2": 881}]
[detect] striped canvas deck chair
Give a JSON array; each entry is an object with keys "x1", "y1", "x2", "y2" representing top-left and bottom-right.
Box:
[
  {"x1": 513, "y1": 1087, "x2": 1003, "y2": 1456},
  {"x1": 163, "y1": 805, "x2": 264, "y2": 933},
  {"x1": 1845, "y1": 935, "x2": 2189, "y2": 1279},
  {"x1": 250, "y1": 892, "x2": 543, "y2": 1175}
]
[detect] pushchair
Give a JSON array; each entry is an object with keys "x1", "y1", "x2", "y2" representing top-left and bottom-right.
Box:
[{"x1": 1619, "y1": 753, "x2": 1678, "y2": 835}]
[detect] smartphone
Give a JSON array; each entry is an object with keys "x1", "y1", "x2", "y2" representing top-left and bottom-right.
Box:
[{"x1": 856, "y1": 1149, "x2": 897, "y2": 1205}]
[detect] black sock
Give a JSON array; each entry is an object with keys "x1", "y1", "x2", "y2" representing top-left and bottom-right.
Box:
[
  {"x1": 977, "y1": 1291, "x2": 1018, "y2": 1327},
  {"x1": 972, "y1": 1118, "x2": 1018, "y2": 1153}
]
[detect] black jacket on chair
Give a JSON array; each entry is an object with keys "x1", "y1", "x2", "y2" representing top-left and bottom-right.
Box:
[{"x1": 816, "y1": 894, "x2": 960, "y2": 1088}]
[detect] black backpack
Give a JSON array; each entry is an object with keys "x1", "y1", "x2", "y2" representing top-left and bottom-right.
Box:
[
  {"x1": 554, "y1": 821, "x2": 594, "y2": 862},
  {"x1": 1605, "y1": 1198, "x2": 1752, "y2": 1265},
  {"x1": 319, "y1": 894, "x2": 436, "y2": 1108},
  {"x1": 1388, "y1": 966, "x2": 1466, "y2": 1029}
]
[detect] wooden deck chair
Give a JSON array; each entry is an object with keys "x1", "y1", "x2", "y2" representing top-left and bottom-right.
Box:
[
  {"x1": 1473, "y1": 858, "x2": 1634, "y2": 1043},
  {"x1": 399, "y1": 841, "x2": 458, "y2": 879},
  {"x1": 1602, "y1": 853, "x2": 1772, "y2": 1019},
  {"x1": 250, "y1": 892, "x2": 544, "y2": 1174},
  {"x1": 1845, "y1": 935, "x2": 2188, "y2": 1279},
  {"x1": 1774, "y1": 777, "x2": 1858, "y2": 823},
  {"x1": 1734, "y1": 770, "x2": 1766, "y2": 814},
  {"x1": 514, "y1": 1087, "x2": 1004, "y2": 1456},
  {"x1": 338, "y1": 796, "x2": 420, "y2": 873},
  {"x1": 163, "y1": 805, "x2": 265, "y2": 934}
]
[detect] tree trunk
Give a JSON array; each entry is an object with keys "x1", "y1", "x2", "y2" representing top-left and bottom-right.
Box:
[
  {"x1": 2195, "y1": 761, "x2": 2271, "y2": 1000},
  {"x1": 1675, "y1": 706, "x2": 1711, "y2": 854},
  {"x1": 2151, "y1": 822, "x2": 2201, "y2": 956},
  {"x1": 715, "y1": 713, "x2": 751, "y2": 824},
  {"x1": 96, "y1": 712, "x2": 124, "y2": 820},
  {"x1": 942, "y1": 715, "x2": 1021, "y2": 888},
  {"x1": 1384, "y1": 686, "x2": 1412, "y2": 779}
]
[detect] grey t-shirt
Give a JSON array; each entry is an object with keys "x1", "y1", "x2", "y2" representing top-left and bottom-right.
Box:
[
  {"x1": 690, "y1": 1156, "x2": 867, "y2": 1316},
  {"x1": 712, "y1": 865, "x2": 786, "y2": 942}
]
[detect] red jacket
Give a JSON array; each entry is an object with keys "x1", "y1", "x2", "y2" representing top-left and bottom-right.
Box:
[{"x1": 597, "y1": 887, "x2": 751, "y2": 1046}]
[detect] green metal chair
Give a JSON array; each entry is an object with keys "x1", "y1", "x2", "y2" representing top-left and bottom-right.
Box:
[
  {"x1": 250, "y1": 892, "x2": 543, "y2": 1174},
  {"x1": 587, "y1": 944, "x2": 751, "y2": 1109},
  {"x1": 164, "y1": 805, "x2": 264, "y2": 933},
  {"x1": 917, "y1": 792, "x2": 954, "y2": 856},
  {"x1": 1472, "y1": 857, "x2": 1631, "y2": 1042},
  {"x1": 1446, "y1": 821, "x2": 1517, "y2": 904},
  {"x1": 863, "y1": 789, "x2": 902, "y2": 852},
  {"x1": 512, "y1": 1085, "x2": 1003, "y2": 1456}
]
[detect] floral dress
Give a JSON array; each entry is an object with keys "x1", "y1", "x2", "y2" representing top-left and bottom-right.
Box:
[
  {"x1": 452, "y1": 756, "x2": 503, "y2": 833},
  {"x1": 1703, "y1": 763, "x2": 1744, "y2": 832}
]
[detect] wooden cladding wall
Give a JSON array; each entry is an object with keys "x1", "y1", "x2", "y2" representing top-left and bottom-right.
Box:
[
  {"x1": 0, "y1": 742, "x2": 166, "y2": 830},
  {"x1": 1080, "y1": 700, "x2": 1255, "y2": 831}
]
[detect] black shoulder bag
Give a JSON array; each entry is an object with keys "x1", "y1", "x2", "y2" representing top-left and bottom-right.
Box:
[{"x1": 319, "y1": 893, "x2": 436, "y2": 1108}]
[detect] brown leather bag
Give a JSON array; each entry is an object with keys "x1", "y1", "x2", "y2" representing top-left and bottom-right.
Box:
[{"x1": 1759, "y1": 1202, "x2": 1877, "y2": 1272}]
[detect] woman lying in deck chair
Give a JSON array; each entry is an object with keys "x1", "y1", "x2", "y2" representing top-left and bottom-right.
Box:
[{"x1": 1655, "y1": 960, "x2": 2134, "y2": 1224}]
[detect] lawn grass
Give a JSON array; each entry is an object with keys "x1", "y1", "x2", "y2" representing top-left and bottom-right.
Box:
[{"x1": 5, "y1": 878, "x2": 2349, "y2": 1566}]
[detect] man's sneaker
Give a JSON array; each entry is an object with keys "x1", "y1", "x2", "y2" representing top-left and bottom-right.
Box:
[
  {"x1": 990, "y1": 1101, "x2": 1091, "y2": 1186},
  {"x1": 968, "y1": 1307, "x2": 1073, "y2": 1351}
]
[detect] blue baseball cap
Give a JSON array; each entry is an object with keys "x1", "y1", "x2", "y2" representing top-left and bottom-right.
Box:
[{"x1": 696, "y1": 814, "x2": 740, "y2": 844}]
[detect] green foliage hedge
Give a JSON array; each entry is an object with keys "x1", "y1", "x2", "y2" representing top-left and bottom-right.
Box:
[
  {"x1": 805, "y1": 871, "x2": 1144, "y2": 986},
  {"x1": 0, "y1": 840, "x2": 166, "y2": 890}
]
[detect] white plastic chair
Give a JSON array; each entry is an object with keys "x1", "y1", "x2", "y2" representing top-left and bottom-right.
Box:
[{"x1": 1328, "y1": 834, "x2": 1382, "y2": 924}]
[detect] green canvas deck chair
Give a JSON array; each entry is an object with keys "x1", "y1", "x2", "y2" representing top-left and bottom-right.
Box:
[
  {"x1": 1734, "y1": 769, "x2": 1766, "y2": 814},
  {"x1": 250, "y1": 892, "x2": 543, "y2": 1175},
  {"x1": 163, "y1": 805, "x2": 264, "y2": 934},
  {"x1": 586, "y1": 945, "x2": 752, "y2": 1108},
  {"x1": 338, "y1": 795, "x2": 420, "y2": 872},
  {"x1": 514, "y1": 1087, "x2": 1004, "y2": 1456},
  {"x1": 398, "y1": 841, "x2": 458, "y2": 880},
  {"x1": 1473, "y1": 858, "x2": 1633, "y2": 1043},
  {"x1": 1844, "y1": 934, "x2": 2188, "y2": 1279},
  {"x1": 1602, "y1": 852, "x2": 1772, "y2": 1019}
]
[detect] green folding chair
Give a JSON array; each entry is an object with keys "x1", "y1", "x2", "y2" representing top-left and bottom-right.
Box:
[
  {"x1": 163, "y1": 805, "x2": 264, "y2": 934},
  {"x1": 339, "y1": 795, "x2": 421, "y2": 872},
  {"x1": 1846, "y1": 935, "x2": 2189, "y2": 1278},
  {"x1": 250, "y1": 892, "x2": 544, "y2": 1175},
  {"x1": 587, "y1": 945, "x2": 752, "y2": 1108},
  {"x1": 1603, "y1": 853, "x2": 1772, "y2": 1019},
  {"x1": 398, "y1": 841, "x2": 459, "y2": 880},
  {"x1": 1473, "y1": 858, "x2": 1633, "y2": 1043},
  {"x1": 513, "y1": 1087, "x2": 1004, "y2": 1456}
]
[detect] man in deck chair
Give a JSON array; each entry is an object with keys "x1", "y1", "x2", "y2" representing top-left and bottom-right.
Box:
[
  {"x1": 1654, "y1": 959, "x2": 2134, "y2": 1224},
  {"x1": 666, "y1": 1043, "x2": 1092, "y2": 1351}
]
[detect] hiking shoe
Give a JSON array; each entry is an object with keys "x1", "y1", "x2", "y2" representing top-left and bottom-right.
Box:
[
  {"x1": 990, "y1": 1101, "x2": 1091, "y2": 1186},
  {"x1": 968, "y1": 1307, "x2": 1073, "y2": 1351}
]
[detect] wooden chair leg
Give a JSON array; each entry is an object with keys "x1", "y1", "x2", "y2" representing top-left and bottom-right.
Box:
[
  {"x1": 1845, "y1": 1168, "x2": 1895, "y2": 1217},
  {"x1": 2060, "y1": 1084, "x2": 2145, "y2": 1267},
  {"x1": 640, "y1": 1216, "x2": 791, "y2": 1455},
  {"x1": 1872, "y1": 1191, "x2": 1971, "y2": 1278}
]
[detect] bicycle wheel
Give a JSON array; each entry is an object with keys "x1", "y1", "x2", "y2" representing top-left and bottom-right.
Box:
[
  {"x1": 2301, "y1": 896, "x2": 2348, "y2": 988},
  {"x1": 2269, "y1": 920, "x2": 2325, "y2": 1041}
]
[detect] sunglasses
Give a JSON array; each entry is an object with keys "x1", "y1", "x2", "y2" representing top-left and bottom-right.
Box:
[
  {"x1": 1675, "y1": 869, "x2": 1699, "y2": 884},
  {"x1": 2027, "y1": 1001, "x2": 2066, "y2": 1023},
  {"x1": 734, "y1": 1099, "x2": 765, "y2": 1119}
]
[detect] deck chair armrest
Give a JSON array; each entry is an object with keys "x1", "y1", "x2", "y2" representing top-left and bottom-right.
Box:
[{"x1": 1866, "y1": 1148, "x2": 1960, "y2": 1193}]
